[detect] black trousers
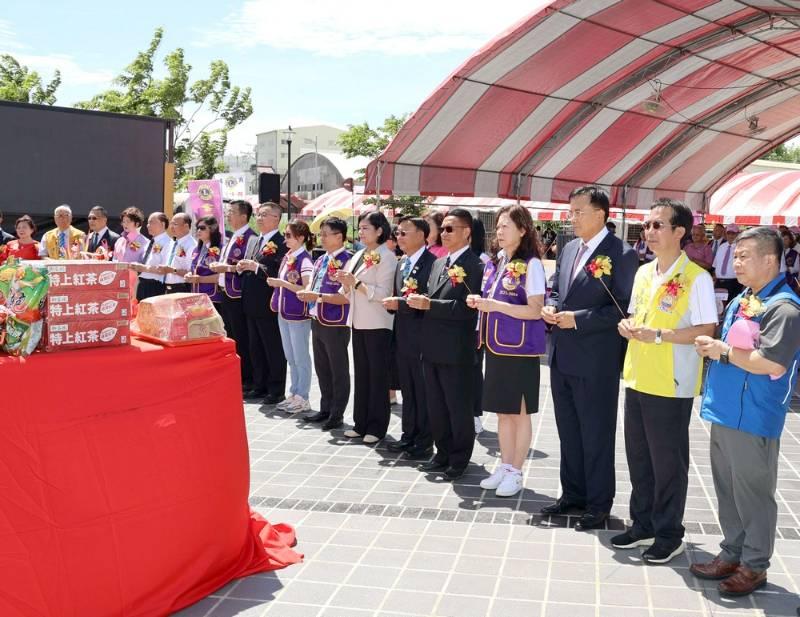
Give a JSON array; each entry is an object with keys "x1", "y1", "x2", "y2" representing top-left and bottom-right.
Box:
[
  {"x1": 165, "y1": 283, "x2": 191, "y2": 294},
  {"x1": 247, "y1": 312, "x2": 287, "y2": 396},
  {"x1": 352, "y1": 328, "x2": 392, "y2": 438},
  {"x1": 424, "y1": 360, "x2": 475, "y2": 470},
  {"x1": 221, "y1": 295, "x2": 252, "y2": 385},
  {"x1": 398, "y1": 351, "x2": 432, "y2": 449},
  {"x1": 136, "y1": 277, "x2": 165, "y2": 301},
  {"x1": 473, "y1": 338, "x2": 484, "y2": 418},
  {"x1": 550, "y1": 359, "x2": 619, "y2": 513},
  {"x1": 311, "y1": 320, "x2": 350, "y2": 421},
  {"x1": 625, "y1": 388, "x2": 692, "y2": 541}
]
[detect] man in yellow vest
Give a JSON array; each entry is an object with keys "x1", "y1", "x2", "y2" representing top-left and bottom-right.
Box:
[
  {"x1": 38, "y1": 204, "x2": 86, "y2": 259},
  {"x1": 613, "y1": 199, "x2": 717, "y2": 564}
]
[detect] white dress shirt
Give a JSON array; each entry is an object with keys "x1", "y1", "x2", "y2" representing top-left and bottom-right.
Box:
[
  {"x1": 573, "y1": 227, "x2": 609, "y2": 274},
  {"x1": 140, "y1": 232, "x2": 173, "y2": 281},
  {"x1": 165, "y1": 234, "x2": 198, "y2": 284}
]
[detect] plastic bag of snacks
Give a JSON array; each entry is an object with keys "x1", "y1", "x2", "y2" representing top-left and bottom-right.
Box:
[
  {"x1": 132, "y1": 293, "x2": 225, "y2": 346},
  {"x1": 2, "y1": 261, "x2": 49, "y2": 356}
]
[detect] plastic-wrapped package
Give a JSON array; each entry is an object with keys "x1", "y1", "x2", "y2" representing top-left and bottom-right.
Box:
[
  {"x1": 2, "y1": 262, "x2": 49, "y2": 356},
  {"x1": 132, "y1": 293, "x2": 226, "y2": 346}
]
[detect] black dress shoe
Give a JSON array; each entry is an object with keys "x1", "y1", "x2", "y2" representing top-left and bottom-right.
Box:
[
  {"x1": 303, "y1": 411, "x2": 330, "y2": 423},
  {"x1": 574, "y1": 511, "x2": 608, "y2": 531},
  {"x1": 321, "y1": 418, "x2": 343, "y2": 431},
  {"x1": 418, "y1": 460, "x2": 448, "y2": 473},
  {"x1": 387, "y1": 439, "x2": 413, "y2": 452},
  {"x1": 263, "y1": 394, "x2": 286, "y2": 405},
  {"x1": 404, "y1": 446, "x2": 434, "y2": 460},
  {"x1": 243, "y1": 388, "x2": 267, "y2": 399},
  {"x1": 540, "y1": 497, "x2": 585, "y2": 515},
  {"x1": 443, "y1": 466, "x2": 466, "y2": 481}
]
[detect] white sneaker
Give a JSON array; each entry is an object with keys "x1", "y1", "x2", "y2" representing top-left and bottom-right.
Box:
[
  {"x1": 343, "y1": 429, "x2": 361, "y2": 438},
  {"x1": 496, "y1": 472, "x2": 523, "y2": 497},
  {"x1": 363, "y1": 434, "x2": 380, "y2": 444},
  {"x1": 480, "y1": 466, "x2": 508, "y2": 490},
  {"x1": 474, "y1": 417, "x2": 484, "y2": 434},
  {"x1": 276, "y1": 395, "x2": 298, "y2": 411},
  {"x1": 287, "y1": 398, "x2": 311, "y2": 414}
]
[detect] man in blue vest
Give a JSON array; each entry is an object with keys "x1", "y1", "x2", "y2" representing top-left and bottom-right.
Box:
[{"x1": 694, "y1": 226, "x2": 800, "y2": 597}]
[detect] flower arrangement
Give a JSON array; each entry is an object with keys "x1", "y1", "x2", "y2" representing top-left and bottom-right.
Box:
[
  {"x1": 153, "y1": 243, "x2": 163, "y2": 254},
  {"x1": 235, "y1": 235, "x2": 245, "y2": 246},
  {"x1": 447, "y1": 265, "x2": 471, "y2": 291},
  {"x1": 738, "y1": 294, "x2": 766, "y2": 320},
  {"x1": 401, "y1": 277, "x2": 418, "y2": 297},
  {"x1": 364, "y1": 250, "x2": 381, "y2": 268},
  {"x1": 586, "y1": 255, "x2": 612, "y2": 278},
  {"x1": 262, "y1": 241, "x2": 278, "y2": 256},
  {"x1": 129, "y1": 240, "x2": 141, "y2": 251},
  {"x1": 327, "y1": 258, "x2": 343, "y2": 277},
  {"x1": 177, "y1": 247, "x2": 186, "y2": 258},
  {"x1": 208, "y1": 246, "x2": 221, "y2": 259},
  {"x1": 286, "y1": 254, "x2": 297, "y2": 269},
  {"x1": 505, "y1": 260, "x2": 527, "y2": 279},
  {"x1": 663, "y1": 274, "x2": 684, "y2": 299}
]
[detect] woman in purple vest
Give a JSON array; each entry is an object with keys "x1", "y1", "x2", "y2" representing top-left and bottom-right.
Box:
[
  {"x1": 184, "y1": 215, "x2": 224, "y2": 309},
  {"x1": 467, "y1": 204, "x2": 546, "y2": 498},
  {"x1": 113, "y1": 207, "x2": 149, "y2": 264},
  {"x1": 267, "y1": 220, "x2": 316, "y2": 412}
]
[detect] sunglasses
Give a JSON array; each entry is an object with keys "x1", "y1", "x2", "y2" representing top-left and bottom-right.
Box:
[
  {"x1": 643, "y1": 220, "x2": 675, "y2": 231},
  {"x1": 87, "y1": 216, "x2": 99, "y2": 220},
  {"x1": 196, "y1": 225, "x2": 208, "y2": 231},
  {"x1": 441, "y1": 225, "x2": 468, "y2": 234}
]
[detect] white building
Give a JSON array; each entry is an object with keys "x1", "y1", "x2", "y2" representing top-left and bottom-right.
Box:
[{"x1": 256, "y1": 125, "x2": 346, "y2": 177}]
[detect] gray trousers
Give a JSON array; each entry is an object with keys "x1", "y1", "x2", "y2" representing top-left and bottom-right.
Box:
[{"x1": 710, "y1": 423, "x2": 780, "y2": 572}]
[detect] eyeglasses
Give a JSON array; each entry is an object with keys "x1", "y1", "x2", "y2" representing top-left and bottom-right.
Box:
[
  {"x1": 568, "y1": 209, "x2": 593, "y2": 219},
  {"x1": 643, "y1": 220, "x2": 675, "y2": 231},
  {"x1": 441, "y1": 225, "x2": 468, "y2": 234},
  {"x1": 196, "y1": 225, "x2": 208, "y2": 231},
  {"x1": 87, "y1": 216, "x2": 98, "y2": 220}
]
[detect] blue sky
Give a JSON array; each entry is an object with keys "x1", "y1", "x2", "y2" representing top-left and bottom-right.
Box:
[{"x1": 1, "y1": 0, "x2": 533, "y2": 154}]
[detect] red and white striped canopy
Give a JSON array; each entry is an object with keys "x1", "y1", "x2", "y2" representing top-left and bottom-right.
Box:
[
  {"x1": 365, "y1": 0, "x2": 800, "y2": 211},
  {"x1": 300, "y1": 188, "x2": 385, "y2": 217},
  {"x1": 708, "y1": 170, "x2": 800, "y2": 225}
]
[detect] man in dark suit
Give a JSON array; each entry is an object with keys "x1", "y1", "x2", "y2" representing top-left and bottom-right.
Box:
[
  {"x1": 407, "y1": 208, "x2": 483, "y2": 481},
  {"x1": 86, "y1": 206, "x2": 120, "y2": 256},
  {"x1": 541, "y1": 186, "x2": 638, "y2": 531},
  {"x1": 0, "y1": 209, "x2": 14, "y2": 245},
  {"x1": 383, "y1": 216, "x2": 437, "y2": 460},
  {"x1": 237, "y1": 202, "x2": 288, "y2": 405}
]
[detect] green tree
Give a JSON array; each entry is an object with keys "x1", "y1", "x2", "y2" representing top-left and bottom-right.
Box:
[
  {"x1": 338, "y1": 113, "x2": 426, "y2": 217},
  {"x1": 76, "y1": 28, "x2": 252, "y2": 186},
  {"x1": 762, "y1": 142, "x2": 800, "y2": 164},
  {"x1": 0, "y1": 54, "x2": 61, "y2": 105}
]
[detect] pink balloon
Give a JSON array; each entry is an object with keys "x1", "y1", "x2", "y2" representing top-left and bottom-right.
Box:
[{"x1": 726, "y1": 319, "x2": 784, "y2": 380}]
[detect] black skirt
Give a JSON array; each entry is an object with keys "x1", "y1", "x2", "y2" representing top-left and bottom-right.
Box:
[{"x1": 482, "y1": 350, "x2": 541, "y2": 414}]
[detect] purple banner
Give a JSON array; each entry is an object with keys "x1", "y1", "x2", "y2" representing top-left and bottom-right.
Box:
[{"x1": 187, "y1": 180, "x2": 224, "y2": 228}]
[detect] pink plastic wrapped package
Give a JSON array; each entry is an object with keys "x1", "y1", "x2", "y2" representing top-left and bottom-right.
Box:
[{"x1": 132, "y1": 293, "x2": 226, "y2": 346}]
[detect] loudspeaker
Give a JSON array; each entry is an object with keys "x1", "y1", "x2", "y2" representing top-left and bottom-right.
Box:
[{"x1": 258, "y1": 173, "x2": 281, "y2": 204}]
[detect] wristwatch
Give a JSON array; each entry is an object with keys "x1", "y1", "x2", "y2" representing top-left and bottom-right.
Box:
[
  {"x1": 654, "y1": 329, "x2": 663, "y2": 345},
  {"x1": 354, "y1": 280, "x2": 363, "y2": 290},
  {"x1": 720, "y1": 345, "x2": 731, "y2": 365}
]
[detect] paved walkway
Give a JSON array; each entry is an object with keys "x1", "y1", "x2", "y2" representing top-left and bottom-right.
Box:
[{"x1": 175, "y1": 367, "x2": 800, "y2": 617}]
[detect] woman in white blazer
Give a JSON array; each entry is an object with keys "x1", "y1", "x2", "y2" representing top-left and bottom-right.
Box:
[{"x1": 336, "y1": 211, "x2": 397, "y2": 443}]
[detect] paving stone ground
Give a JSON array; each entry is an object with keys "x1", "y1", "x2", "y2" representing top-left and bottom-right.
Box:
[{"x1": 174, "y1": 363, "x2": 800, "y2": 617}]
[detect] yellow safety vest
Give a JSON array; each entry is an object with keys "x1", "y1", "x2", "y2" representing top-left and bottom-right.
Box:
[{"x1": 623, "y1": 253, "x2": 706, "y2": 398}]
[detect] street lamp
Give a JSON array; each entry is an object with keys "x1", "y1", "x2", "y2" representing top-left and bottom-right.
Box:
[{"x1": 284, "y1": 125, "x2": 295, "y2": 218}]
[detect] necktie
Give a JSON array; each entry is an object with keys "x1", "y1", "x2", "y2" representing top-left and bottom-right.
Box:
[
  {"x1": 720, "y1": 244, "x2": 731, "y2": 277},
  {"x1": 312, "y1": 255, "x2": 329, "y2": 293},
  {"x1": 571, "y1": 242, "x2": 589, "y2": 283},
  {"x1": 440, "y1": 256, "x2": 451, "y2": 279},
  {"x1": 401, "y1": 257, "x2": 413, "y2": 279},
  {"x1": 167, "y1": 241, "x2": 178, "y2": 266},
  {"x1": 142, "y1": 239, "x2": 154, "y2": 264},
  {"x1": 58, "y1": 230, "x2": 67, "y2": 253}
]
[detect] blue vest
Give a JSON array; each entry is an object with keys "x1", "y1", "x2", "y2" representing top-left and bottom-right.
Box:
[
  {"x1": 478, "y1": 258, "x2": 546, "y2": 357},
  {"x1": 700, "y1": 275, "x2": 800, "y2": 439}
]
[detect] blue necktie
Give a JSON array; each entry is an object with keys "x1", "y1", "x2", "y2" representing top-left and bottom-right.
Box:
[
  {"x1": 58, "y1": 231, "x2": 67, "y2": 256},
  {"x1": 401, "y1": 257, "x2": 413, "y2": 279}
]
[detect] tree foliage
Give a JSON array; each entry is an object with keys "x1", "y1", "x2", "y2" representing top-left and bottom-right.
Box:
[
  {"x1": 75, "y1": 28, "x2": 252, "y2": 186},
  {"x1": 762, "y1": 142, "x2": 800, "y2": 164},
  {"x1": 0, "y1": 54, "x2": 61, "y2": 105}
]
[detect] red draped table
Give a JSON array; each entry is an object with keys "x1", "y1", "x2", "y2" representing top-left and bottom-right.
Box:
[{"x1": 0, "y1": 338, "x2": 301, "y2": 617}]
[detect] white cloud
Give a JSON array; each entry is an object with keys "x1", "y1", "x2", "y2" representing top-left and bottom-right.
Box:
[
  {"x1": 0, "y1": 19, "x2": 26, "y2": 50},
  {"x1": 199, "y1": 0, "x2": 537, "y2": 56},
  {"x1": 7, "y1": 52, "x2": 115, "y2": 86}
]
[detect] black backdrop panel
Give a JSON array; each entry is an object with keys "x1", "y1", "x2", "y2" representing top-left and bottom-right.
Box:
[{"x1": 0, "y1": 103, "x2": 167, "y2": 219}]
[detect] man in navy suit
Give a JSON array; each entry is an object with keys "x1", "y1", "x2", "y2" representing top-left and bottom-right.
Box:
[
  {"x1": 383, "y1": 216, "x2": 438, "y2": 460},
  {"x1": 541, "y1": 186, "x2": 638, "y2": 531}
]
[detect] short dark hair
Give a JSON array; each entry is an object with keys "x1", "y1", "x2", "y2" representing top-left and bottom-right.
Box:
[
  {"x1": 358, "y1": 211, "x2": 392, "y2": 244},
  {"x1": 651, "y1": 198, "x2": 693, "y2": 241},
  {"x1": 229, "y1": 199, "x2": 253, "y2": 219},
  {"x1": 781, "y1": 230, "x2": 795, "y2": 246},
  {"x1": 90, "y1": 205, "x2": 108, "y2": 219},
  {"x1": 321, "y1": 216, "x2": 347, "y2": 238},
  {"x1": 286, "y1": 219, "x2": 314, "y2": 250},
  {"x1": 15, "y1": 215, "x2": 36, "y2": 234},
  {"x1": 737, "y1": 226, "x2": 783, "y2": 260},
  {"x1": 569, "y1": 185, "x2": 610, "y2": 221},
  {"x1": 121, "y1": 207, "x2": 144, "y2": 226},
  {"x1": 446, "y1": 207, "x2": 473, "y2": 231},
  {"x1": 150, "y1": 212, "x2": 169, "y2": 227},
  {"x1": 197, "y1": 215, "x2": 223, "y2": 249},
  {"x1": 398, "y1": 216, "x2": 430, "y2": 238}
]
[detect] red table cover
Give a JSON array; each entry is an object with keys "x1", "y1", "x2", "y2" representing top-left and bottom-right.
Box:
[{"x1": 0, "y1": 338, "x2": 301, "y2": 616}]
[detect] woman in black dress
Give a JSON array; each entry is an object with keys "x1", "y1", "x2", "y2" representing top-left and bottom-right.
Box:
[{"x1": 467, "y1": 205, "x2": 546, "y2": 498}]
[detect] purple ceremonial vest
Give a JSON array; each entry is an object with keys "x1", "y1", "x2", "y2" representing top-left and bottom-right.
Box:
[
  {"x1": 270, "y1": 250, "x2": 311, "y2": 320},
  {"x1": 314, "y1": 250, "x2": 352, "y2": 327},
  {"x1": 191, "y1": 245, "x2": 223, "y2": 303},
  {"x1": 479, "y1": 259, "x2": 546, "y2": 357},
  {"x1": 224, "y1": 228, "x2": 257, "y2": 299}
]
